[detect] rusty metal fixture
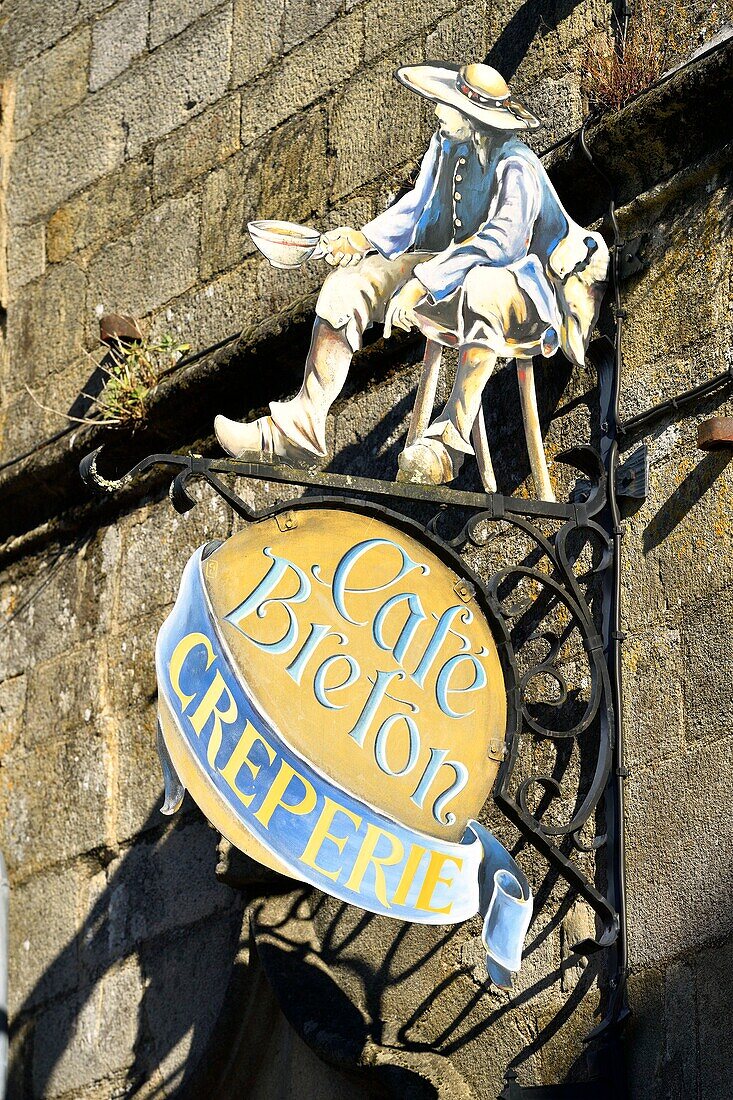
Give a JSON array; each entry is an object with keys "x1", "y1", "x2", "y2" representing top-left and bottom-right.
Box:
[
  {"x1": 698, "y1": 416, "x2": 733, "y2": 450},
  {"x1": 99, "y1": 313, "x2": 142, "y2": 347}
]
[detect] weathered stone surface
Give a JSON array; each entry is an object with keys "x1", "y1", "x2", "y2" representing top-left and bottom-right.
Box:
[
  {"x1": 329, "y1": 48, "x2": 431, "y2": 199},
  {"x1": 148, "y1": 258, "x2": 258, "y2": 356},
  {"x1": 681, "y1": 595, "x2": 733, "y2": 741},
  {"x1": 623, "y1": 627, "x2": 684, "y2": 769},
  {"x1": 8, "y1": 862, "x2": 83, "y2": 1016},
  {"x1": 5, "y1": 260, "x2": 87, "y2": 387},
  {"x1": 6, "y1": 223, "x2": 45, "y2": 291},
  {"x1": 85, "y1": 191, "x2": 200, "y2": 318},
  {"x1": 7, "y1": 95, "x2": 127, "y2": 226},
  {"x1": 362, "y1": 0, "x2": 460, "y2": 62},
  {"x1": 89, "y1": 0, "x2": 149, "y2": 91},
  {"x1": 230, "y1": 0, "x2": 285, "y2": 86},
  {"x1": 81, "y1": 818, "x2": 238, "y2": 974},
  {"x1": 150, "y1": 0, "x2": 224, "y2": 48},
  {"x1": 14, "y1": 28, "x2": 91, "y2": 141},
  {"x1": 24, "y1": 644, "x2": 105, "y2": 748},
  {"x1": 625, "y1": 967, "x2": 664, "y2": 1095},
  {"x1": 118, "y1": 3, "x2": 234, "y2": 157},
  {"x1": 46, "y1": 157, "x2": 152, "y2": 263},
  {"x1": 240, "y1": 10, "x2": 363, "y2": 145},
  {"x1": 201, "y1": 107, "x2": 328, "y2": 279},
  {"x1": 0, "y1": 0, "x2": 113, "y2": 71},
  {"x1": 7, "y1": 7, "x2": 232, "y2": 223},
  {"x1": 152, "y1": 94, "x2": 240, "y2": 199},
  {"x1": 282, "y1": 0, "x2": 341, "y2": 52},
  {"x1": 522, "y1": 68, "x2": 584, "y2": 154},
  {"x1": 0, "y1": 730, "x2": 110, "y2": 874},
  {"x1": 0, "y1": 673, "x2": 26, "y2": 756},
  {"x1": 32, "y1": 958, "x2": 142, "y2": 1097},
  {"x1": 625, "y1": 733, "x2": 733, "y2": 970}
]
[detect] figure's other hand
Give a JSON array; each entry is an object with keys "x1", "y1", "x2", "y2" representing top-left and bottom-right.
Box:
[
  {"x1": 383, "y1": 278, "x2": 426, "y2": 338},
  {"x1": 320, "y1": 227, "x2": 371, "y2": 267}
]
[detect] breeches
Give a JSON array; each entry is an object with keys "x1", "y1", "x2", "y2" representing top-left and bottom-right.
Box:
[{"x1": 315, "y1": 251, "x2": 549, "y2": 357}]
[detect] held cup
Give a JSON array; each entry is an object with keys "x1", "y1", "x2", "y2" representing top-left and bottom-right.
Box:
[{"x1": 247, "y1": 220, "x2": 322, "y2": 269}]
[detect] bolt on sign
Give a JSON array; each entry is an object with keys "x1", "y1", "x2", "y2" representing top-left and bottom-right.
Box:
[{"x1": 156, "y1": 502, "x2": 532, "y2": 986}]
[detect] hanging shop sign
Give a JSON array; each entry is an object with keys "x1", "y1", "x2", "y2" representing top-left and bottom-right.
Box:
[
  {"x1": 82, "y1": 59, "x2": 625, "y2": 1010},
  {"x1": 156, "y1": 501, "x2": 531, "y2": 986}
]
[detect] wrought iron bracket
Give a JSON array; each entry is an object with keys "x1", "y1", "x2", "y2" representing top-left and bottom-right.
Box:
[{"x1": 81, "y1": 441, "x2": 623, "y2": 963}]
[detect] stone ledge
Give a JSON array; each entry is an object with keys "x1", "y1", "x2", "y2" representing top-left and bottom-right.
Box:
[{"x1": 0, "y1": 31, "x2": 731, "y2": 547}]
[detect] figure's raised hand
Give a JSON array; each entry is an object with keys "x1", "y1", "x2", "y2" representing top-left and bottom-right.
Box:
[
  {"x1": 383, "y1": 278, "x2": 427, "y2": 338},
  {"x1": 320, "y1": 227, "x2": 371, "y2": 267}
]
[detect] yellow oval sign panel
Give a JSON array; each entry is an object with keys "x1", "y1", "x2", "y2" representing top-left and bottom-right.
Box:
[{"x1": 203, "y1": 504, "x2": 507, "y2": 845}]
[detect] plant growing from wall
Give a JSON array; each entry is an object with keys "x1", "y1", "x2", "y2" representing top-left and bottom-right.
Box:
[
  {"x1": 26, "y1": 331, "x2": 190, "y2": 427},
  {"x1": 582, "y1": 1, "x2": 671, "y2": 113}
]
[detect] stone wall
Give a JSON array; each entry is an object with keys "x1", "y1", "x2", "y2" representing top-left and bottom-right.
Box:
[{"x1": 0, "y1": 1, "x2": 731, "y2": 1097}]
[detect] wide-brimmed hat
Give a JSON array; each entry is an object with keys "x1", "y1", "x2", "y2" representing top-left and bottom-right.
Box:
[{"x1": 396, "y1": 62, "x2": 541, "y2": 131}]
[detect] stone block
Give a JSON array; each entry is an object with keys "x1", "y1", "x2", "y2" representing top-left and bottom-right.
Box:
[
  {"x1": 425, "y1": 1, "x2": 491, "y2": 60},
  {"x1": 239, "y1": 10, "x2": 363, "y2": 146},
  {"x1": 282, "y1": 0, "x2": 341, "y2": 52},
  {"x1": 25, "y1": 645, "x2": 105, "y2": 749},
  {"x1": 625, "y1": 966, "x2": 664, "y2": 1096},
  {"x1": 6, "y1": 544, "x2": 84, "y2": 670},
  {"x1": 0, "y1": 568, "x2": 36, "y2": 681},
  {"x1": 362, "y1": 0, "x2": 460, "y2": 62},
  {"x1": 7, "y1": 94, "x2": 127, "y2": 226},
  {"x1": 5, "y1": 261, "x2": 87, "y2": 387},
  {"x1": 6, "y1": 222, "x2": 44, "y2": 291},
  {"x1": 695, "y1": 937, "x2": 733, "y2": 1098},
  {"x1": 115, "y1": 496, "x2": 228, "y2": 624},
  {"x1": 0, "y1": 673, "x2": 26, "y2": 756},
  {"x1": 115, "y1": 705, "x2": 169, "y2": 842},
  {"x1": 329, "y1": 49, "x2": 431, "y2": 200},
  {"x1": 46, "y1": 157, "x2": 152, "y2": 263},
  {"x1": 14, "y1": 27, "x2": 90, "y2": 141},
  {"x1": 129, "y1": 907, "x2": 246, "y2": 1091},
  {"x1": 623, "y1": 628, "x2": 684, "y2": 769},
  {"x1": 150, "y1": 0, "x2": 224, "y2": 48},
  {"x1": 201, "y1": 106, "x2": 328, "y2": 279},
  {"x1": 80, "y1": 818, "x2": 238, "y2": 975},
  {"x1": 120, "y1": 3, "x2": 233, "y2": 156},
  {"x1": 659, "y1": 959, "x2": 698, "y2": 1099},
  {"x1": 89, "y1": 0, "x2": 149, "y2": 91},
  {"x1": 0, "y1": 0, "x2": 113, "y2": 71},
  {"x1": 230, "y1": 0, "x2": 285, "y2": 86},
  {"x1": 8, "y1": 862, "x2": 83, "y2": 1016},
  {"x1": 522, "y1": 69, "x2": 584, "y2": 155},
  {"x1": 32, "y1": 958, "x2": 142, "y2": 1098},
  {"x1": 147, "y1": 256, "x2": 259, "y2": 354},
  {"x1": 625, "y1": 733, "x2": 733, "y2": 969},
  {"x1": 105, "y1": 612, "x2": 160, "y2": 717},
  {"x1": 86, "y1": 190, "x2": 200, "y2": 319},
  {"x1": 153, "y1": 94, "x2": 240, "y2": 200},
  {"x1": 75, "y1": 522, "x2": 123, "y2": 641},
  {"x1": 0, "y1": 731, "x2": 110, "y2": 875},
  {"x1": 681, "y1": 596, "x2": 733, "y2": 742},
  {"x1": 7, "y1": 6, "x2": 231, "y2": 223}
]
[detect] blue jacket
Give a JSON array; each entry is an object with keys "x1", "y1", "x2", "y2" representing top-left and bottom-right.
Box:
[{"x1": 362, "y1": 130, "x2": 606, "y2": 363}]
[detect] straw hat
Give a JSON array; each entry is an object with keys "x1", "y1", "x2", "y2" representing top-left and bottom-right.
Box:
[{"x1": 396, "y1": 62, "x2": 541, "y2": 131}]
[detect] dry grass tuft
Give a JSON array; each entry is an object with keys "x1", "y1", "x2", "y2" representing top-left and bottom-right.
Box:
[
  {"x1": 97, "y1": 332, "x2": 190, "y2": 423},
  {"x1": 582, "y1": 3, "x2": 671, "y2": 114},
  {"x1": 26, "y1": 331, "x2": 190, "y2": 428}
]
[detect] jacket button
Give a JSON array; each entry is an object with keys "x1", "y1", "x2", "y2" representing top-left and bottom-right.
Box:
[
  {"x1": 455, "y1": 173, "x2": 463, "y2": 182},
  {"x1": 454, "y1": 218, "x2": 462, "y2": 228},
  {"x1": 459, "y1": 158, "x2": 466, "y2": 165},
  {"x1": 454, "y1": 192, "x2": 461, "y2": 201}
]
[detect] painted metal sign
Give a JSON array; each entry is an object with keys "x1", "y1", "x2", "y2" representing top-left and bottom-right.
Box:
[{"x1": 156, "y1": 502, "x2": 531, "y2": 985}]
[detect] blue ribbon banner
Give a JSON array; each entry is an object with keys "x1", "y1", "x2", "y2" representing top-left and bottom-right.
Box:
[{"x1": 156, "y1": 546, "x2": 532, "y2": 986}]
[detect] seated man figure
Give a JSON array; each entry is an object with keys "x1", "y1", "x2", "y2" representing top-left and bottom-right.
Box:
[{"x1": 215, "y1": 62, "x2": 609, "y2": 485}]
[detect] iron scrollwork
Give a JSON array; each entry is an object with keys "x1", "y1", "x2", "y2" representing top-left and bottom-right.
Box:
[{"x1": 80, "y1": 442, "x2": 620, "y2": 955}]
